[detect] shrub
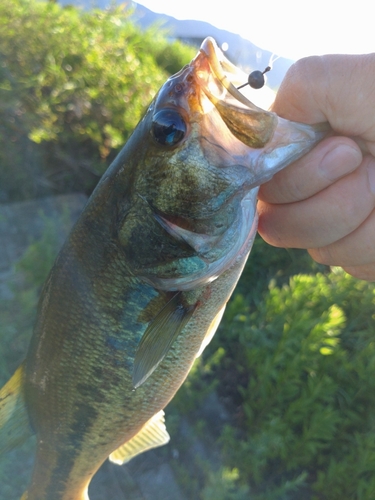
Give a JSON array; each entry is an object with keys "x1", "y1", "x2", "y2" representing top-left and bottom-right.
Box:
[
  {"x1": 0, "y1": 0, "x2": 195, "y2": 200},
  {"x1": 192, "y1": 256, "x2": 375, "y2": 499}
]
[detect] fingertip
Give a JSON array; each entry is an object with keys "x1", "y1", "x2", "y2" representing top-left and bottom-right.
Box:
[
  {"x1": 308, "y1": 247, "x2": 336, "y2": 266},
  {"x1": 272, "y1": 56, "x2": 328, "y2": 123},
  {"x1": 257, "y1": 201, "x2": 287, "y2": 248},
  {"x1": 273, "y1": 54, "x2": 375, "y2": 135}
]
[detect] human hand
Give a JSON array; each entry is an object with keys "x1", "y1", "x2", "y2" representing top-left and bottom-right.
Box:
[{"x1": 257, "y1": 53, "x2": 375, "y2": 280}]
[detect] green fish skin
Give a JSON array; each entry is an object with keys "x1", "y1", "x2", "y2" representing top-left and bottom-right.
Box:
[{"x1": 0, "y1": 38, "x2": 329, "y2": 500}]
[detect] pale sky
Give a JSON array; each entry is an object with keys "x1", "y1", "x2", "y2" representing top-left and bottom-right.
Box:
[{"x1": 136, "y1": 0, "x2": 373, "y2": 61}]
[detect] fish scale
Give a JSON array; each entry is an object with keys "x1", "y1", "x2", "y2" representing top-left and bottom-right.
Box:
[{"x1": 0, "y1": 37, "x2": 329, "y2": 499}]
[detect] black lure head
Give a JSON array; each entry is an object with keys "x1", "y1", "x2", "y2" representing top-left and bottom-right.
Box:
[{"x1": 238, "y1": 66, "x2": 271, "y2": 90}]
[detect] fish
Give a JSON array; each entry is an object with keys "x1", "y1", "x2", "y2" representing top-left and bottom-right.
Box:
[{"x1": 0, "y1": 37, "x2": 328, "y2": 500}]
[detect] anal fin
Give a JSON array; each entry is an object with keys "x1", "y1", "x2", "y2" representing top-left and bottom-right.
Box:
[
  {"x1": 109, "y1": 410, "x2": 170, "y2": 465},
  {"x1": 0, "y1": 363, "x2": 33, "y2": 454}
]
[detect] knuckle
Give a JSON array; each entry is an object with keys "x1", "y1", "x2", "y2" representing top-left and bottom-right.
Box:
[{"x1": 308, "y1": 246, "x2": 336, "y2": 266}]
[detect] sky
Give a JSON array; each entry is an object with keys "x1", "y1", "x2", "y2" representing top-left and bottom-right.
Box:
[{"x1": 136, "y1": 0, "x2": 373, "y2": 61}]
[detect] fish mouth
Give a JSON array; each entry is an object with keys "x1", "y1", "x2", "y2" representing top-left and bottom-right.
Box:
[
  {"x1": 152, "y1": 37, "x2": 328, "y2": 187},
  {"x1": 190, "y1": 37, "x2": 329, "y2": 186},
  {"x1": 196, "y1": 38, "x2": 264, "y2": 108},
  {"x1": 193, "y1": 37, "x2": 278, "y2": 149}
]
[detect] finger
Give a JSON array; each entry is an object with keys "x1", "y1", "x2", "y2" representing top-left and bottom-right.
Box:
[
  {"x1": 342, "y1": 264, "x2": 375, "y2": 282},
  {"x1": 272, "y1": 54, "x2": 375, "y2": 141},
  {"x1": 258, "y1": 137, "x2": 362, "y2": 204},
  {"x1": 271, "y1": 56, "x2": 329, "y2": 123},
  {"x1": 308, "y1": 207, "x2": 375, "y2": 266},
  {"x1": 258, "y1": 156, "x2": 375, "y2": 249}
]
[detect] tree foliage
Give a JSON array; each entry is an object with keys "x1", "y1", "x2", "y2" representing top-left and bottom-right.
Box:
[{"x1": 0, "y1": 0, "x2": 194, "y2": 200}]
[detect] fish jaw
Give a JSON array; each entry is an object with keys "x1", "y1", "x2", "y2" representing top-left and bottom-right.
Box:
[
  {"x1": 249, "y1": 117, "x2": 329, "y2": 185},
  {"x1": 194, "y1": 37, "x2": 330, "y2": 187},
  {"x1": 142, "y1": 188, "x2": 259, "y2": 292}
]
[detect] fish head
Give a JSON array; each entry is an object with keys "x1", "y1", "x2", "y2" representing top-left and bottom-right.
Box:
[{"x1": 115, "y1": 37, "x2": 328, "y2": 290}]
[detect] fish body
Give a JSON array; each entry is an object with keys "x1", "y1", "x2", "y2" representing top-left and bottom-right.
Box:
[{"x1": 0, "y1": 38, "x2": 328, "y2": 499}]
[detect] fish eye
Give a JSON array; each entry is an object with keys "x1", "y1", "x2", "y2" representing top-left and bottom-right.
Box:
[{"x1": 151, "y1": 109, "x2": 186, "y2": 146}]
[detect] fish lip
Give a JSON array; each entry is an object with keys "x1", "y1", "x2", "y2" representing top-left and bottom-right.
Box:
[
  {"x1": 191, "y1": 38, "x2": 279, "y2": 151},
  {"x1": 192, "y1": 38, "x2": 330, "y2": 180},
  {"x1": 195, "y1": 37, "x2": 262, "y2": 110}
]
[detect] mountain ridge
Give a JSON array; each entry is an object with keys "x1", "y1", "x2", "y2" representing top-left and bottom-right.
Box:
[
  {"x1": 58, "y1": 0, "x2": 294, "y2": 88},
  {"x1": 131, "y1": 2, "x2": 294, "y2": 89}
]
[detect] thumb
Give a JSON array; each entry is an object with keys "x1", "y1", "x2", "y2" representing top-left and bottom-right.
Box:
[{"x1": 272, "y1": 53, "x2": 375, "y2": 141}]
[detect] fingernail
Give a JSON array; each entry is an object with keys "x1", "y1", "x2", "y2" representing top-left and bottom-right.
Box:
[{"x1": 319, "y1": 144, "x2": 362, "y2": 181}]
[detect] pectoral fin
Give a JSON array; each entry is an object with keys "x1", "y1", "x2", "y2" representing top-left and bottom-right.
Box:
[
  {"x1": 109, "y1": 410, "x2": 170, "y2": 465},
  {"x1": 133, "y1": 293, "x2": 196, "y2": 389},
  {"x1": 0, "y1": 363, "x2": 33, "y2": 454}
]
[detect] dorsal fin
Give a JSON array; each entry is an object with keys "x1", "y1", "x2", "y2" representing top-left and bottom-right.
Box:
[
  {"x1": 109, "y1": 410, "x2": 170, "y2": 465},
  {"x1": 0, "y1": 363, "x2": 33, "y2": 454},
  {"x1": 133, "y1": 293, "x2": 196, "y2": 389}
]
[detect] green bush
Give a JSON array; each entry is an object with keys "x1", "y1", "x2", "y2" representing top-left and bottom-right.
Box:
[
  {"x1": 172, "y1": 243, "x2": 375, "y2": 499},
  {"x1": 0, "y1": 0, "x2": 195, "y2": 200}
]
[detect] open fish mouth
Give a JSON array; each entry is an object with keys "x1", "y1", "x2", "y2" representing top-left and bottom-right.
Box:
[
  {"x1": 187, "y1": 37, "x2": 329, "y2": 186},
  {"x1": 195, "y1": 37, "x2": 260, "y2": 105},
  {"x1": 153, "y1": 37, "x2": 328, "y2": 188},
  {"x1": 193, "y1": 37, "x2": 278, "y2": 149}
]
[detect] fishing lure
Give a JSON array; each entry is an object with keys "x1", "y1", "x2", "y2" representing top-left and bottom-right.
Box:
[{"x1": 238, "y1": 66, "x2": 272, "y2": 90}]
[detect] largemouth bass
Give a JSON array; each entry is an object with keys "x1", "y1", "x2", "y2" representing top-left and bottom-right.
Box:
[{"x1": 0, "y1": 37, "x2": 328, "y2": 500}]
